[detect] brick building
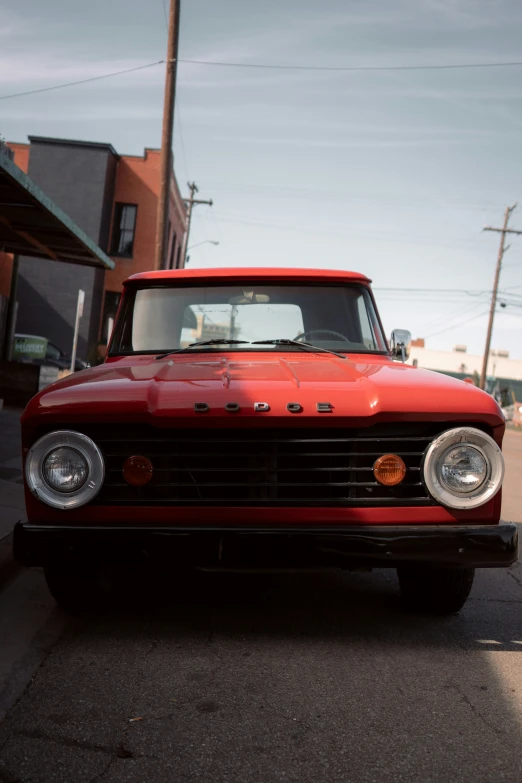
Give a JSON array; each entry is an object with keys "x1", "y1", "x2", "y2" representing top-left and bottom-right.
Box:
[{"x1": 0, "y1": 136, "x2": 187, "y2": 361}]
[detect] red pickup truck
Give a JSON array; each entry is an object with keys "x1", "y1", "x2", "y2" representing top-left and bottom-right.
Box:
[{"x1": 14, "y1": 268, "x2": 518, "y2": 614}]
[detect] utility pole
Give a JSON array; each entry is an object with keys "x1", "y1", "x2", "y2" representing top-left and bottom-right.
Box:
[
  {"x1": 180, "y1": 182, "x2": 213, "y2": 267},
  {"x1": 479, "y1": 204, "x2": 522, "y2": 390},
  {"x1": 154, "y1": 0, "x2": 181, "y2": 270}
]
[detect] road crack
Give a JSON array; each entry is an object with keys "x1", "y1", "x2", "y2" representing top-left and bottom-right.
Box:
[
  {"x1": 447, "y1": 682, "x2": 505, "y2": 736},
  {"x1": 15, "y1": 728, "x2": 112, "y2": 755}
]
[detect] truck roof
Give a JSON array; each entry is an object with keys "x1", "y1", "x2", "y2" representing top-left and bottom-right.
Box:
[{"x1": 124, "y1": 267, "x2": 371, "y2": 285}]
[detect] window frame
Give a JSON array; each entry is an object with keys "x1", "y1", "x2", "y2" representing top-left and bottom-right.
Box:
[
  {"x1": 110, "y1": 203, "x2": 138, "y2": 259},
  {"x1": 108, "y1": 282, "x2": 390, "y2": 358}
]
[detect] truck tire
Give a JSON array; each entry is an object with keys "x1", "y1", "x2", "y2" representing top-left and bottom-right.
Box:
[
  {"x1": 397, "y1": 566, "x2": 475, "y2": 615},
  {"x1": 44, "y1": 555, "x2": 103, "y2": 614}
]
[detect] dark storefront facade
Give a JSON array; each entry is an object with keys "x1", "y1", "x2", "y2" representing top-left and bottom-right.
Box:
[{"x1": 2, "y1": 137, "x2": 187, "y2": 364}]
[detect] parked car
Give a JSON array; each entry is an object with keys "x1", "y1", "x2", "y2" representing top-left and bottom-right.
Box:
[
  {"x1": 14, "y1": 268, "x2": 518, "y2": 614},
  {"x1": 13, "y1": 334, "x2": 87, "y2": 372}
]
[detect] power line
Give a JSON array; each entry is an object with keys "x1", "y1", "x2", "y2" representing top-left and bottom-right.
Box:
[
  {"x1": 425, "y1": 309, "x2": 490, "y2": 339},
  {"x1": 161, "y1": 0, "x2": 168, "y2": 29},
  {"x1": 377, "y1": 296, "x2": 490, "y2": 306},
  {"x1": 498, "y1": 289, "x2": 522, "y2": 298},
  {"x1": 498, "y1": 308, "x2": 522, "y2": 317},
  {"x1": 196, "y1": 181, "x2": 501, "y2": 213},
  {"x1": 415, "y1": 299, "x2": 489, "y2": 336},
  {"x1": 180, "y1": 58, "x2": 522, "y2": 73},
  {"x1": 0, "y1": 60, "x2": 165, "y2": 101},
  {"x1": 212, "y1": 211, "x2": 484, "y2": 248},
  {"x1": 373, "y1": 286, "x2": 491, "y2": 294},
  {"x1": 3, "y1": 56, "x2": 522, "y2": 102}
]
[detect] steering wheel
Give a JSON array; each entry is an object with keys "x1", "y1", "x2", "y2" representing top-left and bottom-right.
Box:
[{"x1": 294, "y1": 329, "x2": 350, "y2": 343}]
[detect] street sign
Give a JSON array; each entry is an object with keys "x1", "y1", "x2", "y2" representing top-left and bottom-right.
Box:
[{"x1": 77, "y1": 289, "x2": 85, "y2": 318}]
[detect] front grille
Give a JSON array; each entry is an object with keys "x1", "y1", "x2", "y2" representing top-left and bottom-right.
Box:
[{"x1": 69, "y1": 423, "x2": 443, "y2": 507}]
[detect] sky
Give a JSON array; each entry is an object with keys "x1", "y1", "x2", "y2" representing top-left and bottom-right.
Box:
[{"x1": 2, "y1": 0, "x2": 522, "y2": 357}]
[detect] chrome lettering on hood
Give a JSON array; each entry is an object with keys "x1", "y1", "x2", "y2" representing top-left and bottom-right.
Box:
[{"x1": 194, "y1": 401, "x2": 322, "y2": 413}]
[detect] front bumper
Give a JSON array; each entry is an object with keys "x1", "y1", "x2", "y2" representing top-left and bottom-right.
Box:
[{"x1": 13, "y1": 522, "x2": 518, "y2": 569}]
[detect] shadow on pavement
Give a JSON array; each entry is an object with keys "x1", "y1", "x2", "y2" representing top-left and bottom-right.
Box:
[{"x1": 0, "y1": 565, "x2": 521, "y2": 783}]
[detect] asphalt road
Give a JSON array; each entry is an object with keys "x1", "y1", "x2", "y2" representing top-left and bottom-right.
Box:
[{"x1": 0, "y1": 433, "x2": 521, "y2": 783}]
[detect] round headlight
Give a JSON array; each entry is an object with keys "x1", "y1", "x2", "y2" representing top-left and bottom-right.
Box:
[
  {"x1": 25, "y1": 430, "x2": 105, "y2": 510},
  {"x1": 43, "y1": 447, "x2": 88, "y2": 492},
  {"x1": 439, "y1": 445, "x2": 488, "y2": 494},
  {"x1": 423, "y1": 427, "x2": 504, "y2": 510}
]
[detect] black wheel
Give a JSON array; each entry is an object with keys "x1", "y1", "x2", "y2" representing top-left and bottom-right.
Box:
[
  {"x1": 44, "y1": 554, "x2": 105, "y2": 613},
  {"x1": 397, "y1": 567, "x2": 475, "y2": 615}
]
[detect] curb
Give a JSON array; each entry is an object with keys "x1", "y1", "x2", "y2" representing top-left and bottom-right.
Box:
[{"x1": 0, "y1": 533, "x2": 21, "y2": 591}]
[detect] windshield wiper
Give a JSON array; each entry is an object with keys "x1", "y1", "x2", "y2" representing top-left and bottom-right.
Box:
[
  {"x1": 156, "y1": 337, "x2": 347, "y2": 360},
  {"x1": 155, "y1": 339, "x2": 249, "y2": 360},
  {"x1": 252, "y1": 338, "x2": 346, "y2": 359}
]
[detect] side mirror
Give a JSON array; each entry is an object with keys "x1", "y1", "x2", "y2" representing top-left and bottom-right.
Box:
[{"x1": 390, "y1": 329, "x2": 412, "y2": 363}]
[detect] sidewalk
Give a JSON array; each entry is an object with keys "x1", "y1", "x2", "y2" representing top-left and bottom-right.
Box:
[{"x1": 0, "y1": 408, "x2": 25, "y2": 585}]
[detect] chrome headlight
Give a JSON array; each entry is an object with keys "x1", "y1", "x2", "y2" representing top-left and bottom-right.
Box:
[
  {"x1": 423, "y1": 427, "x2": 504, "y2": 510},
  {"x1": 25, "y1": 430, "x2": 105, "y2": 509}
]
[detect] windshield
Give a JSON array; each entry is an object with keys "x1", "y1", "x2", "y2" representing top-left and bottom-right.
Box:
[{"x1": 111, "y1": 283, "x2": 388, "y2": 355}]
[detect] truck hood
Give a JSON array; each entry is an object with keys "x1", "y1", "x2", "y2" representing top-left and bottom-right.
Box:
[{"x1": 23, "y1": 352, "x2": 504, "y2": 429}]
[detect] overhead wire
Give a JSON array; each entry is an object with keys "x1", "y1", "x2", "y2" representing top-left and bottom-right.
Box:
[
  {"x1": 0, "y1": 36, "x2": 517, "y2": 332},
  {"x1": 0, "y1": 60, "x2": 165, "y2": 101},
  {"x1": 2, "y1": 57, "x2": 522, "y2": 102},
  {"x1": 180, "y1": 58, "x2": 522, "y2": 73},
  {"x1": 413, "y1": 298, "x2": 491, "y2": 336},
  {"x1": 195, "y1": 181, "x2": 501, "y2": 213},
  {"x1": 212, "y1": 211, "x2": 485, "y2": 248},
  {"x1": 160, "y1": 0, "x2": 168, "y2": 29},
  {"x1": 424, "y1": 309, "x2": 491, "y2": 339},
  {"x1": 374, "y1": 286, "x2": 491, "y2": 294}
]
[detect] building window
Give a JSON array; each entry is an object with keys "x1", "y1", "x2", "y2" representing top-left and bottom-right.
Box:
[
  {"x1": 110, "y1": 204, "x2": 137, "y2": 257},
  {"x1": 176, "y1": 245, "x2": 182, "y2": 268},
  {"x1": 101, "y1": 291, "x2": 121, "y2": 344}
]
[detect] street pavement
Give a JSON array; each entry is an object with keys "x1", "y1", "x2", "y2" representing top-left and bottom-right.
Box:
[
  {"x1": 0, "y1": 409, "x2": 24, "y2": 542},
  {"x1": 0, "y1": 411, "x2": 520, "y2": 782}
]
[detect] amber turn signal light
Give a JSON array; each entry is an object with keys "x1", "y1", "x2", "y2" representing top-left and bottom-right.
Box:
[
  {"x1": 122, "y1": 455, "x2": 153, "y2": 486},
  {"x1": 373, "y1": 454, "x2": 406, "y2": 486}
]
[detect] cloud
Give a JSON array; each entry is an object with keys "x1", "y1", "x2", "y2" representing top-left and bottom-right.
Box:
[{"x1": 420, "y1": 0, "x2": 496, "y2": 28}]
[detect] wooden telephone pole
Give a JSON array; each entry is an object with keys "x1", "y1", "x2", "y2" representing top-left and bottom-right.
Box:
[
  {"x1": 479, "y1": 204, "x2": 522, "y2": 390},
  {"x1": 180, "y1": 182, "x2": 213, "y2": 266},
  {"x1": 154, "y1": 0, "x2": 181, "y2": 270}
]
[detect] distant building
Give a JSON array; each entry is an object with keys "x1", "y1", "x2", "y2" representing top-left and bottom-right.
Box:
[
  {"x1": 407, "y1": 343, "x2": 522, "y2": 400},
  {"x1": 0, "y1": 136, "x2": 187, "y2": 361}
]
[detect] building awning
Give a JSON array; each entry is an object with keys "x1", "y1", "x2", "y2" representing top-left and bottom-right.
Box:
[{"x1": 0, "y1": 150, "x2": 114, "y2": 269}]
